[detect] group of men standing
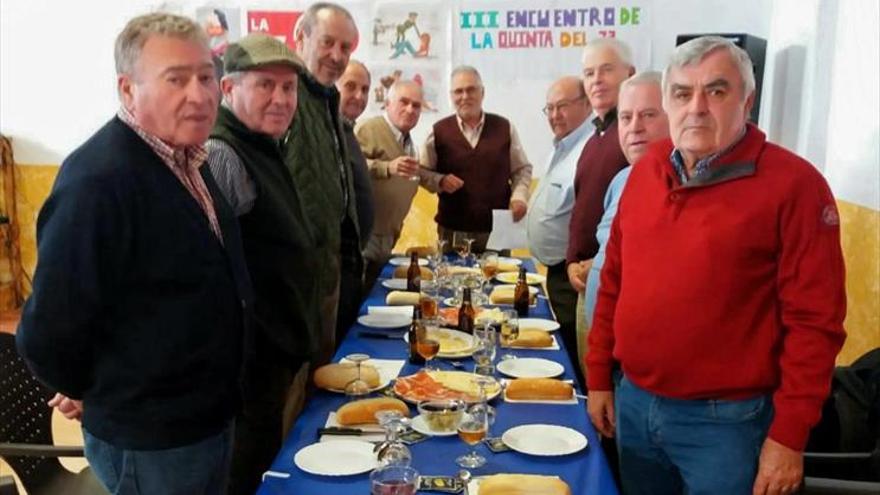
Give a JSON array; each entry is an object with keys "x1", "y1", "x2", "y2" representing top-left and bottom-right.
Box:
[{"x1": 14, "y1": 2, "x2": 847, "y2": 495}]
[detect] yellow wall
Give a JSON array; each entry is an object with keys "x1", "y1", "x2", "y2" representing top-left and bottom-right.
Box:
[{"x1": 12, "y1": 165, "x2": 879, "y2": 364}]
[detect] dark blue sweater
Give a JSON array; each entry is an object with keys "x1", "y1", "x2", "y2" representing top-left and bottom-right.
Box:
[{"x1": 17, "y1": 117, "x2": 253, "y2": 450}]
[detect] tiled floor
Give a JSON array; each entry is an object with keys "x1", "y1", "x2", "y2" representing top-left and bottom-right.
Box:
[{"x1": 0, "y1": 409, "x2": 89, "y2": 494}]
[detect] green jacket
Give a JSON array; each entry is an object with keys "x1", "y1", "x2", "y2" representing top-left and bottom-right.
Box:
[{"x1": 287, "y1": 66, "x2": 361, "y2": 298}]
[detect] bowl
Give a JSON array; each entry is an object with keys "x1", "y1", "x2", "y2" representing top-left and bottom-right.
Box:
[{"x1": 417, "y1": 399, "x2": 466, "y2": 433}]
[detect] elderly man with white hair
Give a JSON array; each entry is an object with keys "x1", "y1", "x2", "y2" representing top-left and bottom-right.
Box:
[{"x1": 586, "y1": 36, "x2": 846, "y2": 495}]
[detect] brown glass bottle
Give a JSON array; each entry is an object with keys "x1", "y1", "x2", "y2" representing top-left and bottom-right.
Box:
[
  {"x1": 408, "y1": 306, "x2": 425, "y2": 365},
  {"x1": 458, "y1": 287, "x2": 476, "y2": 334},
  {"x1": 514, "y1": 266, "x2": 530, "y2": 317},
  {"x1": 406, "y1": 252, "x2": 421, "y2": 292}
]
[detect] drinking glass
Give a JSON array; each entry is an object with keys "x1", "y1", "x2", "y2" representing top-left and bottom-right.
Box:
[
  {"x1": 419, "y1": 280, "x2": 440, "y2": 320},
  {"x1": 344, "y1": 353, "x2": 371, "y2": 399},
  {"x1": 452, "y1": 232, "x2": 475, "y2": 265},
  {"x1": 473, "y1": 322, "x2": 497, "y2": 368},
  {"x1": 374, "y1": 410, "x2": 412, "y2": 468},
  {"x1": 456, "y1": 403, "x2": 488, "y2": 468},
  {"x1": 499, "y1": 310, "x2": 520, "y2": 361},
  {"x1": 370, "y1": 465, "x2": 419, "y2": 495},
  {"x1": 417, "y1": 320, "x2": 441, "y2": 371}
]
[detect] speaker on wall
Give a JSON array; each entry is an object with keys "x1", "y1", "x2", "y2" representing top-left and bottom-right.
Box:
[{"x1": 674, "y1": 33, "x2": 767, "y2": 123}]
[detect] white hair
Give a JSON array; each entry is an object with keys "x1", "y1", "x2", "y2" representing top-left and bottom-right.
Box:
[
  {"x1": 450, "y1": 65, "x2": 483, "y2": 86},
  {"x1": 581, "y1": 38, "x2": 634, "y2": 68},
  {"x1": 386, "y1": 79, "x2": 422, "y2": 103},
  {"x1": 662, "y1": 36, "x2": 756, "y2": 99},
  {"x1": 620, "y1": 71, "x2": 662, "y2": 93}
]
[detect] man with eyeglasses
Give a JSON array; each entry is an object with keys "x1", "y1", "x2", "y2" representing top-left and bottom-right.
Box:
[
  {"x1": 567, "y1": 38, "x2": 634, "y2": 383},
  {"x1": 527, "y1": 75, "x2": 593, "y2": 376},
  {"x1": 421, "y1": 65, "x2": 533, "y2": 253}
]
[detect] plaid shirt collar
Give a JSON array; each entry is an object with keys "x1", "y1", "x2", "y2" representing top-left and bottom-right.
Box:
[
  {"x1": 117, "y1": 107, "x2": 208, "y2": 171},
  {"x1": 670, "y1": 125, "x2": 747, "y2": 185}
]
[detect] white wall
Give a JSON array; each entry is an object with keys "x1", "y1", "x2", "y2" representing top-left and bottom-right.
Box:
[{"x1": 1, "y1": 0, "x2": 774, "y2": 171}]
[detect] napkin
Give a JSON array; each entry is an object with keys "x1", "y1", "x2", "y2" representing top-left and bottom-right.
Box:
[{"x1": 368, "y1": 305, "x2": 414, "y2": 316}]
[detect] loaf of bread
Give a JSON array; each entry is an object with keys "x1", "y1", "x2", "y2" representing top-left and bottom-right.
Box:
[
  {"x1": 336, "y1": 397, "x2": 410, "y2": 425},
  {"x1": 478, "y1": 474, "x2": 571, "y2": 495},
  {"x1": 386, "y1": 291, "x2": 420, "y2": 306},
  {"x1": 497, "y1": 261, "x2": 520, "y2": 273},
  {"x1": 392, "y1": 266, "x2": 433, "y2": 280},
  {"x1": 405, "y1": 245, "x2": 436, "y2": 257},
  {"x1": 313, "y1": 362, "x2": 380, "y2": 391},
  {"x1": 511, "y1": 329, "x2": 553, "y2": 348},
  {"x1": 489, "y1": 286, "x2": 536, "y2": 305},
  {"x1": 505, "y1": 378, "x2": 573, "y2": 401}
]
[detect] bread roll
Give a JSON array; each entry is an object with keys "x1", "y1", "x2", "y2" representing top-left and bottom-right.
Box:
[
  {"x1": 479, "y1": 474, "x2": 571, "y2": 495},
  {"x1": 392, "y1": 266, "x2": 433, "y2": 280},
  {"x1": 512, "y1": 329, "x2": 553, "y2": 348},
  {"x1": 336, "y1": 397, "x2": 410, "y2": 425},
  {"x1": 313, "y1": 363, "x2": 380, "y2": 390},
  {"x1": 489, "y1": 287, "x2": 536, "y2": 305},
  {"x1": 497, "y1": 262, "x2": 520, "y2": 273},
  {"x1": 405, "y1": 245, "x2": 436, "y2": 257},
  {"x1": 386, "y1": 291, "x2": 420, "y2": 306},
  {"x1": 506, "y1": 378, "x2": 573, "y2": 401}
]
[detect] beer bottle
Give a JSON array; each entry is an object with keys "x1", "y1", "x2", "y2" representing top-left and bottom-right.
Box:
[
  {"x1": 408, "y1": 306, "x2": 425, "y2": 365},
  {"x1": 406, "y1": 252, "x2": 421, "y2": 292},
  {"x1": 514, "y1": 267, "x2": 530, "y2": 317},
  {"x1": 458, "y1": 287, "x2": 476, "y2": 334}
]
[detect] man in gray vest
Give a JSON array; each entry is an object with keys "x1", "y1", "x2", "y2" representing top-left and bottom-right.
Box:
[
  {"x1": 421, "y1": 65, "x2": 533, "y2": 253},
  {"x1": 206, "y1": 33, "x2": 314, "y2": 495}
]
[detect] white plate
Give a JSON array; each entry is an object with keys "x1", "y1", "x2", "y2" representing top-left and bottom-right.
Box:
[
  {"x1": 357, "y1": 314, "x2": 411, "y2": 329},
  {"x1": 495, "y1": 272, "x2": 546, "y2": 285},
  {"x1": 381, "y1": 278, "x2": 408, "y2": 290},
  {"x1": 502, "y1": 424, "x2": 588, "y2": 456},
  {"x1": 403, "y1": 328, "x2": 476, "y2": 358},
  {"x1": 409, "y1": 414, "x2": 458, "y2": 437},
  {"x1": 496, "y1": 256, "x2": 523, "y2": 266},
  {"x1": 518, "y1": 318, "x2": 561, "y2": 332},
  {"x1": 389, "y1": 257, "x2": 428, "y2": 267},
  {"x1": 293, "y1": 440, "x2": 378, "y2": 475},
  {"x1": 497, "y1": 358, "x2": 565, "y2": 378}
]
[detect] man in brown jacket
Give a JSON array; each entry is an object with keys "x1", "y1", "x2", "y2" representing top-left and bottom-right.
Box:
[{"x1": 356, "y1": 80, "x2": 424, "y2": 287}]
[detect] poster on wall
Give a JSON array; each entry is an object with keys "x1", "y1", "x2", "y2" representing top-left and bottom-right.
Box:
[{"x1": 246, "y1": 10, "x2": 302, "y2": 49}]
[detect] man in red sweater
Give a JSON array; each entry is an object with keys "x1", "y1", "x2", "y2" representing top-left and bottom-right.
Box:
[{"x1": 586, "y1": 36, "x2": 846, "y2": 495}]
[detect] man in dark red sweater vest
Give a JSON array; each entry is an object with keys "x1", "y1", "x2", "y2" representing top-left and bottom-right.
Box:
[
  {"x1": 566, "y1": 38, "x2": 634, "y2": 379},
  {"x1": 586, "y1": 36, "x2": 846, "y2": 495}
]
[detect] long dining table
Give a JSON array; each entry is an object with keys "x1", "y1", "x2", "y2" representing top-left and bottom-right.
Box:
[{"x1": 256, "y1": 258, "x2": 619, "y2": 494}]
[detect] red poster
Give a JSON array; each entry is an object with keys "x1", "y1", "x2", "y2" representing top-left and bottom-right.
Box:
[{"x1": 246, "y1": 11, "x2": 302, "y2": 49}]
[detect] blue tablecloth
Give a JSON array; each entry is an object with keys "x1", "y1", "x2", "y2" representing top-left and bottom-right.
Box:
[{"x1": 257, "y1": 260, "x2": 619, "y2": 495}]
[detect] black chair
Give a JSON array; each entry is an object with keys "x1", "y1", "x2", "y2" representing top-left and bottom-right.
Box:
[{"x1": 0, "y1": 333, "x2": 106, "y2": 494}]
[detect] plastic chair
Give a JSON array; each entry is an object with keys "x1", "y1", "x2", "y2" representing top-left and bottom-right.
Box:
[{"x1": 0, "y1": 333, "x2": 106, "y2": 494}]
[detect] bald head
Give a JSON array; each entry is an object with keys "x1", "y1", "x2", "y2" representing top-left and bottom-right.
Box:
[
  {"x1": 336, "y1": 60, "x2": 371, "y2": 120},
  {"x1": 544, "y1": 76, "x2": 591, "y2": 140},
  {"x1": 386, "y1": 80, "x2": 423, "y2": 133}
]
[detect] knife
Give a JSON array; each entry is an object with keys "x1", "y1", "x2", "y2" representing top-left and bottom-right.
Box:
[
  {"x1": 317, "y1": 427, "x2": 368, "y2": 436},
  {"x1": 358, "y1": 331, "x2": 404, "y2": 340}
]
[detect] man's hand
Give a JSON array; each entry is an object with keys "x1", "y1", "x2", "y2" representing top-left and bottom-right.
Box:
[
  {"x1": 587, "y1": 390, "x2": 616, "y2": 438},
  {"x1": 567, "y1": 260, "x2": 590, "y2": 292},
  {"x1": 48, "y1": 392, "x2": 83, "y2": 421},
  {"x1": 752, "y1": 438, "x2": 803, "y2": 495},
  {"x1": 389, "y1": 156, "x2": 420, "y2": 179},
  {"x1": 509, "y1": 200, "x2": 527, "y2": 222},
  {"x1": 439, "y1": 174, "x2": 464, "y2": 193}
]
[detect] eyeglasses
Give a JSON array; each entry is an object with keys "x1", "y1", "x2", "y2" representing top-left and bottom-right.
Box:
[{"x1": 542, "y1": 95, "x2": 586, "y2": 115}]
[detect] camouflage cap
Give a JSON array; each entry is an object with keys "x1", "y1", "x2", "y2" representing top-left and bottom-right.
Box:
[{"x1": 223, "y1": 33, "x2": 303, "y2": 73}]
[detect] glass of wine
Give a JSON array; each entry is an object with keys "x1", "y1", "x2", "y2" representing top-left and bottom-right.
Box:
[
  {"x1": 370, "y1": 464, "x2": 419, "y2": 495},
  {"x1": 417, "y1": 321, "x2": 441, "y2": 371},
  {"x1": 499, "y1": 310, "x2": 520, "y2": 361},
  {"x1": 456, "y1": 402, "x2": 489, "y2": 468},
  {"x1": 344, "y1": 353, "x2": 372, "y2": 399}
]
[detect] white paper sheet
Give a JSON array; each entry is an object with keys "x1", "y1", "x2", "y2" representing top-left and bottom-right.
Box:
[{"x1": 486, "y1": 209, "x2": 528, "y2": 251}]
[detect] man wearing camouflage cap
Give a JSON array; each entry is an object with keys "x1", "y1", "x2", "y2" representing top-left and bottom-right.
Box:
[{"x1": 206, "y1": 32, "x2": 317, "y2": 495}]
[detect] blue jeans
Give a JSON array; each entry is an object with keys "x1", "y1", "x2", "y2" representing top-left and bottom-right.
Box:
[
  {"x1": 83, "y1": 423, "x2": 234, "y2": 495},
  {"x1": 615, "y1": 376, "x2": 772, "y2": 495}
]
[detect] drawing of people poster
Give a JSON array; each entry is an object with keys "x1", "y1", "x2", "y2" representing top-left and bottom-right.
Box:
[
  {"x1": 196, "y1": 7, "x2": 241, "y2": 78},
  {"x1": 361, "y1": 1, "x2": 447, "y2": 62},
  {"x1": 360, "y1": 63, "x2": 445, "y2": 118}
]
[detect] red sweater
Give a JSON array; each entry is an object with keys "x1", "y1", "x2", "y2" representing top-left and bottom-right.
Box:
[{"x1": 586, "y1": 124, "x2": 846, "y2": 451}]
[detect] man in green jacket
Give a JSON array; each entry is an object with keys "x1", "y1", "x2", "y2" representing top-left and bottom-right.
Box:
[{"x1": 290, "y1": 2, "x2": 361, "y2": 363}]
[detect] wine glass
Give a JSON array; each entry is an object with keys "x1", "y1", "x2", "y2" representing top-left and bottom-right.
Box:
[
  {"x1": 478, "y1": 252, "x2": 499, "y2": 304},
  {"x1": 370, "y1": 465, "x2": 420, "y2": 495},
  {"x1": 456, "y1": 403, "x2": 488, "y2": 468},
  {"x1": 499, "y1": 310, "x2": 519, "y2": 361},
  {"x1": 374, "y1": 409, "x2": 412, "y2": 468},
  {"x1": 452, "y1": 232, "x2": 474, "y2": 265},
  {"x1": 344, "y1": 353, "x2": 372, "y2": 399},
  {"x1": 417, "y1": 320, "x2": 441, "y2": 371},
  {"x1": 431, "y1": 238, "x2": 447, "y2": 268}
]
